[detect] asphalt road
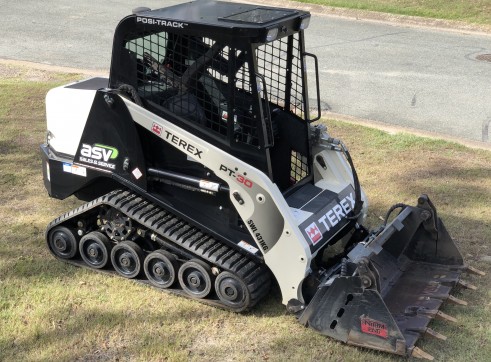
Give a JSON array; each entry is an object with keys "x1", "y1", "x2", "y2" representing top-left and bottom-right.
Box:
[{"x1": 1, "y1": 0, "x2": 490, "y2": 144}]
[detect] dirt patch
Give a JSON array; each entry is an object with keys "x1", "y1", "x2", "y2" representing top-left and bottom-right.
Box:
[
  {"x1": 0, "y1": 59, "x2": 107, "y2": 78},
  {"x1": 0, "y1": 63, "x2": 67, "y2": 83},
  {"x1": 0, "y1": 64, "x2": 22, "y2": 79}
]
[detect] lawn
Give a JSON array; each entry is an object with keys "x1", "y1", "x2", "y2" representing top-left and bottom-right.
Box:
[
  {"x1": 0, "y1": 64, "x2": 490, "y2": 361},
  {"x1": 295, "y1": 0, "x2": 491, "y2": 26}
]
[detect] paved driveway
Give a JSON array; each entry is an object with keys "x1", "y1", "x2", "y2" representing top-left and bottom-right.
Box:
[{"x1": 1, "y1": 0, "x2": 490, "y2": 144}]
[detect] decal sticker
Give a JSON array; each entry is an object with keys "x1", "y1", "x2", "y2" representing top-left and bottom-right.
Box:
[
  {"x1": 290, "y1": 208, "x2": 313, "y2": 224},
  {"x1": 220, "y1": 164, "x2": 238, "y2": 177},
  {"x1": 63, "y1": 162, "x2": 87, "y2": 177},
  {"x1": 247, "y1": 219, "x2": 268, "y2": 252},
  {"x1": 238, "y1": 240, "x2": 259, "y2": 254},
  {"x1": 360, "y1": 317, "x2": 388, "y2": 339},
  {"x1": 79, "y1": 143, "x2": 119, "y2": 170},
  {"x1": 151, "y1": 121, "x2": 207, "y2": 160},
  {"x1": 132, "y1": 167, "x2": 143, "y2": 180},
  {"x1": 219, "y1": 164, "x2": 254, "y2": 188},
  {"x1": 136, "y1": 16, "x2": 187, "y2": 29},
  {"x1": 305, "y1": 222, "x2": 322, "y2": 244},
  {"x1": 199, "y1": 180, "x2": 220, "y2": 193},
  {"x1": 317, "y1": 193, "x2": 355, "y2": 231},
  {"x1": 299, "y1": 186, "x2": 355, "y2": 250},
  {"x1": 163, "y1": 130, "x2": 203, "y2": 159},
  {"x1": 186, "y1": 155, "x2": 199, "y2": 163},
  {"x1": 152, "y1": 122, "x2": 163, "y2": 136}
]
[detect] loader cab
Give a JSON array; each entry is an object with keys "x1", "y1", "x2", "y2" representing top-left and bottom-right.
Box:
[{"x1": 109, "y1": 1, "x2": 319, "y2": 192}]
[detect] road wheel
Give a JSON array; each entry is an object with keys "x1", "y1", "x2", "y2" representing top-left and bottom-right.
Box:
[
  {"x1": 48, "y1": 226, "x2": 78, "y2": 259},
  {"x1": 79, "y1": 231, "x2": 112, "y2": 269},
  {"x1": 144, "y1": 250, "x2": 178, "y2": 288},
  {"x1": 111, "y1": 240, "x2": 144, "y2": 278},
  {"x1": 178, "y1": 259, "x2": 213, "y2": 298}
]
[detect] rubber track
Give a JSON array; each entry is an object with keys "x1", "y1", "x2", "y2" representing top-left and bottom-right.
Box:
[{"x1": 46, "y1": 189, "x2": 271, "y2": 312}]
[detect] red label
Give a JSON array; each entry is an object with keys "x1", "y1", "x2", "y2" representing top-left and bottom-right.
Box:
[
  {"x1": 361, "y1": 317, "x2": 388, "y2": 339},
  {"x1": 152, "y1": 122, "x2": 163, "y2": 136},
  {"x1": 305, "y1": 222, "x2": 322, "y2": 244}
]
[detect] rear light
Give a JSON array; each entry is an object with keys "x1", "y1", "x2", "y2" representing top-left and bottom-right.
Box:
[{"x1": 46, "y1": 161, "x2": 51, "y2": 182}]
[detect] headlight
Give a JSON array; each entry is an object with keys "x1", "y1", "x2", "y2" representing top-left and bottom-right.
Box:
[
  {"x1": 265, "y1": 28, "x2": 278, "y2": 42},
  {"x1": 299, "y1": 16, "x2": 310, "y2": 30}
]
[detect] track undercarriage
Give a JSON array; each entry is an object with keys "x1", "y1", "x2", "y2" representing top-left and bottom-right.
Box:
[{"x1": 46, "y1": 189, "x2": 271, "y2": 312}]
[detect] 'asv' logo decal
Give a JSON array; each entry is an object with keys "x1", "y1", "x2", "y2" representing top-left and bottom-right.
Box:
[
  {"x1": 79, "y1": 143, "x2": 119, "y2": 170},
  {"x1": 305, "y1": 222, "x2": 322, "y2": 244}
]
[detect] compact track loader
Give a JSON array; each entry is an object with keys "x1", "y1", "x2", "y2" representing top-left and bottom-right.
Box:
[{"x1": 41, "y1": 1, "x2": 484, "y2": 358}]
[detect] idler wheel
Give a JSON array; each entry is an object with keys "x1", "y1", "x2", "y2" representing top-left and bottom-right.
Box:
[
  {"x1": 215, "y1": 271, "x2": 250, "y2": 311},
  {"x1": 48, "y1": 226, "x2": 78, "y2": 259}
]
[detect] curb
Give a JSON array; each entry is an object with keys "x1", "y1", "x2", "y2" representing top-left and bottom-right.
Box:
[
  {"x1": 321, "y1": 111, "x2": 491, "y2": 152},
  {"x1": 0, "y1": 58, "x2": 107, "y2": 77}
]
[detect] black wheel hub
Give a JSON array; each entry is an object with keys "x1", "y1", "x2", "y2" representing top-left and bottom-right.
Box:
[
  {"x1": 86, "y1": 243, "x2": 103, "y2": 261},
  {"x1": 224, "y1": 285, "x2": 238, "y2": 299},
  {"x1": 152, "y1": 263, "x2": 171, "y2": 279},
  {"x1": 54, "y1": 237, "x2": 67, "y2": 251},
  {"x1": 154, "y1": 265, "x2": 165, "y2": 276},
  {"x1": 118, "y1": 252, "x2": 135, "y2": 271},
  {"x1": 187, "y1": 271, "x2": 204, "y2": 289}
]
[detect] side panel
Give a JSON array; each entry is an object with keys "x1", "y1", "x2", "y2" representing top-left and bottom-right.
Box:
[
  {"x1": 41, "y1": 144, "x2": 102, "y2": 200},
  {"x1": 74, "y1": 91, "x2": 147, "y2": 190},
  {"x1": 312, "y1": 145, "x2": 369, "y2": 224},
  {"x1": 123, "y1": 97, "x2": 312, "y2": 304},
  {"x1": 46, "y1": 78, "x2": 108, "y2": 156}
]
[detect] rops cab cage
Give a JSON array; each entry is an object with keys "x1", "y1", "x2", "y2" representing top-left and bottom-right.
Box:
[{"x1": 109, "y1": 2, "x2": 319, "y2": 190}]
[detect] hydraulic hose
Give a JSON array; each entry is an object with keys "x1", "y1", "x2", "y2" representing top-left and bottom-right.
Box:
[
  {"x1": 383, "y1": 203, "x2": 409, "y2": 227},
  {"x1": 117, "y1": 84, "x2": 143, "y2": 106}
]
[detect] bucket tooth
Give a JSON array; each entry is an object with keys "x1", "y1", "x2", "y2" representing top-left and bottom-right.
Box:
[
  {"x1": 411, "y1": 347, "x2": 435, "y2": 360},
  {"x1": 425, "y1": 328, "x2": 447, "y2": 341},
  {"x1": 447, "y1": 295, "x2": 468, "y2": 306},
  {"x1": 466, "y1": 265, "x2": 486, "y2": 276},
  {"x1": 457, "y1": 279, "x2": 478, "y2": 290},
  {"x1": 435, "y1": 310, "x2": 457, "y2": 323}
]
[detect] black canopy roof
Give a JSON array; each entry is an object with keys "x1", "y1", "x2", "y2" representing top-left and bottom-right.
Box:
[{"x1": 133, "y1": 1, "x2": 308, "y2": 29}]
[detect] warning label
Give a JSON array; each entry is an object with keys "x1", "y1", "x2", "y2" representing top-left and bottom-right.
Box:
[{"x1": 360, "y1": 317, "x2": 388, "y2": 339}]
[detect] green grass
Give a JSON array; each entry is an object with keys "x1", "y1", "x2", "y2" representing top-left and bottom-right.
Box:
[
  {"x1": 0, "y1": 64, "x2": 490, "y2": 361},
  {"x1": 296, "y1": 0, "x2": 491, "y2": 26}
]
